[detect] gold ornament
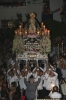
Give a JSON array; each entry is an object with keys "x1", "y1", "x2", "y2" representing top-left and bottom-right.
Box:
[{"x1": 30, "y1": 13, "x2": 35, "y2": 18}]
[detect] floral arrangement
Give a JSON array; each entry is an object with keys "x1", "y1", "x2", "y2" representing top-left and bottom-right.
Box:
[
  {"x1": 12, "y1": 35, "x2": 25, "y2": 54},
  {"x1": 40, "y1": 36, "x2": 51, "y2": 54}
]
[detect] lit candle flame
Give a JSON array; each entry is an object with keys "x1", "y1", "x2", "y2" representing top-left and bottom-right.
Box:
[
  {"x1": 19, "y1": 31, "x2": 22, "y2": 36},
  {"x1": 48, "y1": 30, "x2": 50, "y2": 35},
  {"x1": 15, "y1": 30, "x2": 17, "y2": 35},
  {"x1": 37, "y1": 31, "x2": 40, "y2": 35},
  {"x1": 25, "y1": 31, "x2": 27, "y2": 35},
  {"x1": 51, "y1": 83, "x2": 55, "y2": 88},
  {"x1": 41, "y1": 22, "x2": 43, "y2": 25},
  {"x1": 41, "y1": 22, "x2": 44, "y2": 28},
  {"x1": 43, "y1": 25, "x2": 45, "y2": 29}
]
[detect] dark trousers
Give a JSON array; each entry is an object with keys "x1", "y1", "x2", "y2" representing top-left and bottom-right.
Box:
[
  {"x1": 37, "y1": 89, "x2": 44, "y2": 99},
  {"x1": 27, "y1": 98, "x2": 35, "y2": 100},
  {"x1": 43, "y1": 87, "x2": 50, "y2": 98}
]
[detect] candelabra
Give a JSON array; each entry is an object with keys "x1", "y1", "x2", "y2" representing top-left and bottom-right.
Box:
[
  {"x1": 15, "y1": 24, "x2": 23, "y2": 36},
  {"x1": 40, "y1": 22, "x2": 50, "y2": 37},
  {"x1": 14, "y1": 22, "x2": 50, "y2": 38}
]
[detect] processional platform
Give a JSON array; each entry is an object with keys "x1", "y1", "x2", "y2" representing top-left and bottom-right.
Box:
[{"x1": 12, "y1": 13, "x2": 51, "y2": 67}]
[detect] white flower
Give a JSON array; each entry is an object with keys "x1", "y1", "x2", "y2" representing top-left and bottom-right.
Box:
[
  {"x1": 12, "y1": 35, "x2": 25, "y2": 54},
  {"x1": 39, "y1": 36, "x2": 51, "y2": 54}
]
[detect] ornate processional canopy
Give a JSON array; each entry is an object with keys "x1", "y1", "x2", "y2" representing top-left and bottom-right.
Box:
[{"x1": 12, "y1": 12, "x2": 51, "y2": 59}]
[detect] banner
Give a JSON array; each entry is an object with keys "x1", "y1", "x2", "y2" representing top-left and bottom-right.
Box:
[{"x1": 50, "y1": 4, "x2": 65, "y2": 14}]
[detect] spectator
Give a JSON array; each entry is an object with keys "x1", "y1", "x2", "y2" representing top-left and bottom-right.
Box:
[
  {"x1": 7, "y1": 68, "x2": 20, "y2": 88},
  {"x1": 61, "y1": 79, "x2": 66, "y2": 98},
  {"x1": 49, "y1": 86, "x2": 62, "y2": 99},
  {"x1": 24, "y1": 75, "x2": 41, "y2": 100},
  {"x1": 20, "y1": 90, "x2": 27, "y2": 100},
  {"x1": 42, "y1": 68, "x2": 59, "y2": 98},
  {"x1": 53, "y1": 63, "x2": 62, "y2": 82},
  {"x1": 19, "y1": 69, "x2": 26, "y2": 95}
]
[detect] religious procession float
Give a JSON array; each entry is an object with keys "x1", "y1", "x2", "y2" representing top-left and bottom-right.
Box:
[{"x1": 12, "y1": 13, "x2": 51, "y2": 67}]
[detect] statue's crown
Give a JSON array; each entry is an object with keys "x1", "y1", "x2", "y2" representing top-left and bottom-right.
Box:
[{"x1": 30, "y1": 13, "x2": 35, "y2": 18}]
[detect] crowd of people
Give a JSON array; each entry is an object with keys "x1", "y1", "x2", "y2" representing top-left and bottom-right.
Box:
[
  {"x1": 0, "y1": 53, "x2": 66, "y2": 100},
  {"x1": 0, "y1": 34, "x2": 66, "y2": 100}
]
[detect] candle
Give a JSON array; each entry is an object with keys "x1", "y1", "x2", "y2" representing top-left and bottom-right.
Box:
[
  {"x1": 37, "y1": 31, "x2": 40, "y2": 35},
  {"x1": 15, "y1": 30, "x2": 17, "y2": 35},
  {"x1": 25, "y1": 31, "x2": 27, "y2": 35},
  {"x1": 51, "y1": 83, "x2": 55, "y2": 88},
  {"x1": 44, "y1": 31, "x2": 46, "y2": 35},
  {"x1": 42, "y1": 31, "x2": 44, "y2": 36},
  {"x1": 48, "y1": 30, "x2": 50, "y2": 36},
  {"x1": 62, "y1": 42, "x2": 63, "y2": 53},
  {"x1": 41, "y1": 22, "x2": 43, "y2": 26},
  {"x1": 58, "y1": 44, "x2": 59, "y2": 58},
  {"x1": 19, "y1": 31, "x2": 22, "y2": 36},
  {"x1": 41, "y1": 22, "x2": 44, "y2": 29},
  {"x1": 58, "y1": 44, "x2": 59, "y2": 51},
  {"x1": 43, "y1": 25, "x2": 45, "y2": 30},
  {"x1": 45, "y1": 29, "x2": 47, "y2": 35},
  {"x1": 19, "y1": 25, "x2": 21, "y2": 27},
  {"x1": 17, "y1": 29, "x2": 19, "y2": 34}
]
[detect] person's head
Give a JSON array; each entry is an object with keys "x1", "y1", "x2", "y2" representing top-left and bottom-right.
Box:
[
  {"x1": 11, "y1": 82, "x2": 17, "y2": 88},
  {"x1": 38, "y1": 70, "x2": 43, "y2": 76},
  {"x1": 8, "y1": 69, "x2": 14, "y2": 77},
  {"x1": 49, "y1": 70, "x2": 55, "y2": 77},
  {"x1": 29, "y1": 75, "x2": 34, "y2": 83},
  {"x1": 9, "y1": 86, "x2": 16, "y2": 95},
  {"x1": 2, "y1": 82, "x2": 7, "y2": 89},
  {"x1": 20, "y1": 70, "x2": 25, "y2": 77},
  {"x1": 53, "y1": 63, "x2": 57, "y2": 69},
  {"x1": 52, "y1": 86, "x2": 59, "y2": 92}
]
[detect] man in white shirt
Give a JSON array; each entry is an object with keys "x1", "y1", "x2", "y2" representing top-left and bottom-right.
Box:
[
  {"x1": 37, "y1": 70, "x2": 44, "y2": 99},
  {"x1": 7, "y1": 68, "x2": 20, "y2": 88},
  {"x1": 42, "y1": 68, "x2": 59, "y2": 98},
  {"x1": 19, "y1": 70, "x2": 26, "y2": 90}
]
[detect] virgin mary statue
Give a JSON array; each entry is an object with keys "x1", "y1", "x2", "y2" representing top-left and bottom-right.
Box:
[{"x1": 28, "y1": 13, "x2": 36, "y2": 34}]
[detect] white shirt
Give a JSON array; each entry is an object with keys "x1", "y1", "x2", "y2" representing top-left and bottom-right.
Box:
[
  {"x1": 17, "y1": 69, "x2": 20, "y2": 75},
  {"x1": 49, "y1": 91, "x2": 62, "y2": 99},
  {"x1": 39, "y1": 66, "x2": 46, "y2": 72},
  {"x1": 42, "y1": 72, "x2": 59, "y2": 90},
  {"x1": 26, "y1": 72, "x2": 32, "y2": 81},
  {"x1": 19, "y1": 75, "x2": 26, "y2": 90},
  {"x1": 7, "y1": 75, "x2": 19, "y2": 87},
  {"x1": 61, "y1": 83, "x2": 66, "y2": 95},
  {"x1": 37, "y1": 76, "x2": 43, "y2": 90},
  {"x1": 61, "y1": 68, "x2": 66, "y2": 78}
]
